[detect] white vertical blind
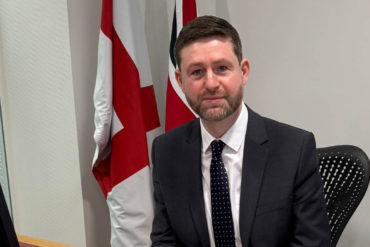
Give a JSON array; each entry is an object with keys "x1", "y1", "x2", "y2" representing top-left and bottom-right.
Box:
[{"x1": 0, "y1": 101, "x2": 12, "y2": 217}]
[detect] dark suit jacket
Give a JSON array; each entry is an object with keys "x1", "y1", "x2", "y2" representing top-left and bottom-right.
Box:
[
  {"x1": 151, "y1": 107, "x2": 330, "y2": 247},
  {"x1": 0, "y1": 185, "x2": 19, "y2": 247}
]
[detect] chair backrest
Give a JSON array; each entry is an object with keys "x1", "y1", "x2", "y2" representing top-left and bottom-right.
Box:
[{"x1": 317, "y1": 145, "x2": 370, "y2": 246}]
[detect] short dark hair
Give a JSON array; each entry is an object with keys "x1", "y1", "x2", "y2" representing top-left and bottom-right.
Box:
[{"x1": 174, "y1": 15, "x2": 243, "y2": 69}]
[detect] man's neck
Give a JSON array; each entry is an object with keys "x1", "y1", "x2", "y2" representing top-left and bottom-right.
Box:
[{"x1": 201, "y1": 104, "x2": 243, "y2": 138}]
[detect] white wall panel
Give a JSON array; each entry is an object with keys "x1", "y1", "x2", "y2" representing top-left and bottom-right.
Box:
[{"x1": 0, "y1": 1, "x2": 86, "y2": 246}]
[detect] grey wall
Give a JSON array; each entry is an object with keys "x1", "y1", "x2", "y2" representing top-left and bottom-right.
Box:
[
  {"x1": 66, "y1": 0, "x2": 111, "y2": 246},
  {"x1": 230, "y1": 1, "x2": 370, "y2": 246}
]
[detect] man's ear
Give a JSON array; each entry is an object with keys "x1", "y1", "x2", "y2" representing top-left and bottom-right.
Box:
[
  {"x1": 175, "y1": 69, "x2": 184, "y2": 91},
  {"x1": 240, "y1": 59, "x2": 250, "y2": 85}
]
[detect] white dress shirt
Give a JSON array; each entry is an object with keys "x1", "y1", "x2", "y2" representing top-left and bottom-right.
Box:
[{"x1": 200, "y1": 104, "x2": 248, "y2": 247}]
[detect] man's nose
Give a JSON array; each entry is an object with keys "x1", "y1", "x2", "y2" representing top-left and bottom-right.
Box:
[{"x1": 204, "y1": 70, "x2": 219, "y2": 90}]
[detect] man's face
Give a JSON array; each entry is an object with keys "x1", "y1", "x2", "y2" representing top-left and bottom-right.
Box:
[{"x1": 175, "y1": 37, "x2": 250, "y2": 122}]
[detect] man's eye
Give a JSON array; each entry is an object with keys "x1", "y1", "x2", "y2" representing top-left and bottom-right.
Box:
[
  {"x1": 191, "y1": 69, "x2": 202, "y2": 76},
  {"x1": 214, "y1": 66, "x2": 228, "y2": 73},
  {"x1": 218, "y1": 66, "x2": 228, "y2": 71}
]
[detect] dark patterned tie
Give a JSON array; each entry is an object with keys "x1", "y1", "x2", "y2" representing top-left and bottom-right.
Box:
[{"x1": 210, "y1": 140, "x2": 236, "y2": 247}]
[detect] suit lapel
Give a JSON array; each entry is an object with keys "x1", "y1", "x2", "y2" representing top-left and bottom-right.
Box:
[
  {"x1": 185, "y1": 120, "x2": 210, "y2": 247},
  {"x1": 239, "y1": 108, "x2": 269, "y2": 246},
  {"x1": 184, "y1": 108, "x2": 269, "y2": 247}
]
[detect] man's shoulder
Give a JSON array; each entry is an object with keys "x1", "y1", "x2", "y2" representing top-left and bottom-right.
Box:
[
  {"x1": 262, "y1": 115, "x2": 311, "y2": 136},
  {"x1": 249, "y1": 109, "x2": 316, "y2": 158},
  {"x1": 154, "y1": 118, "x2": 200, "y2": 144},
  {"x1": 249, "y1": 108, "x2": 313, "y2": 143}
]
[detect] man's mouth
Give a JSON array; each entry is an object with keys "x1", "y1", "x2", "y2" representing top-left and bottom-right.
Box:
[{"x1": 203, "y1": 95, "x2": 224, "y2": 101}]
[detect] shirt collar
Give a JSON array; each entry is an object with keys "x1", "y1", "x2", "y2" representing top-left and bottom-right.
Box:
[{"x1": 200, "y1": 104, "x2": 248, "y2": 152}]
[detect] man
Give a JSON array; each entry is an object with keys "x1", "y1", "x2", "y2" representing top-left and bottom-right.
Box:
[{"x1": 151, "y1": 16, "x2": 330, "y2": 247}]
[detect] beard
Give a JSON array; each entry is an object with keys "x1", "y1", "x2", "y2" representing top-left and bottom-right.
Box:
[{"x1": 185, "y1": 85, "x2": 244, "y2": 121}]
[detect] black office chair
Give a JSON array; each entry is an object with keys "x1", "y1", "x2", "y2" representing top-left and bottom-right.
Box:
[{"x1": 317, "y1": 145, "x2": 370, "y2": 246}]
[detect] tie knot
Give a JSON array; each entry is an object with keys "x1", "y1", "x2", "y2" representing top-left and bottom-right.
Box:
[{"x1": 211, "y1": 140, "x2": 225, "y2": 158}]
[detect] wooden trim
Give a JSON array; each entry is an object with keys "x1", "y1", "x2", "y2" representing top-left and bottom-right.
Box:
[{"x1": 17, "y1": 235, "x2": 74, "y2": 247}]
